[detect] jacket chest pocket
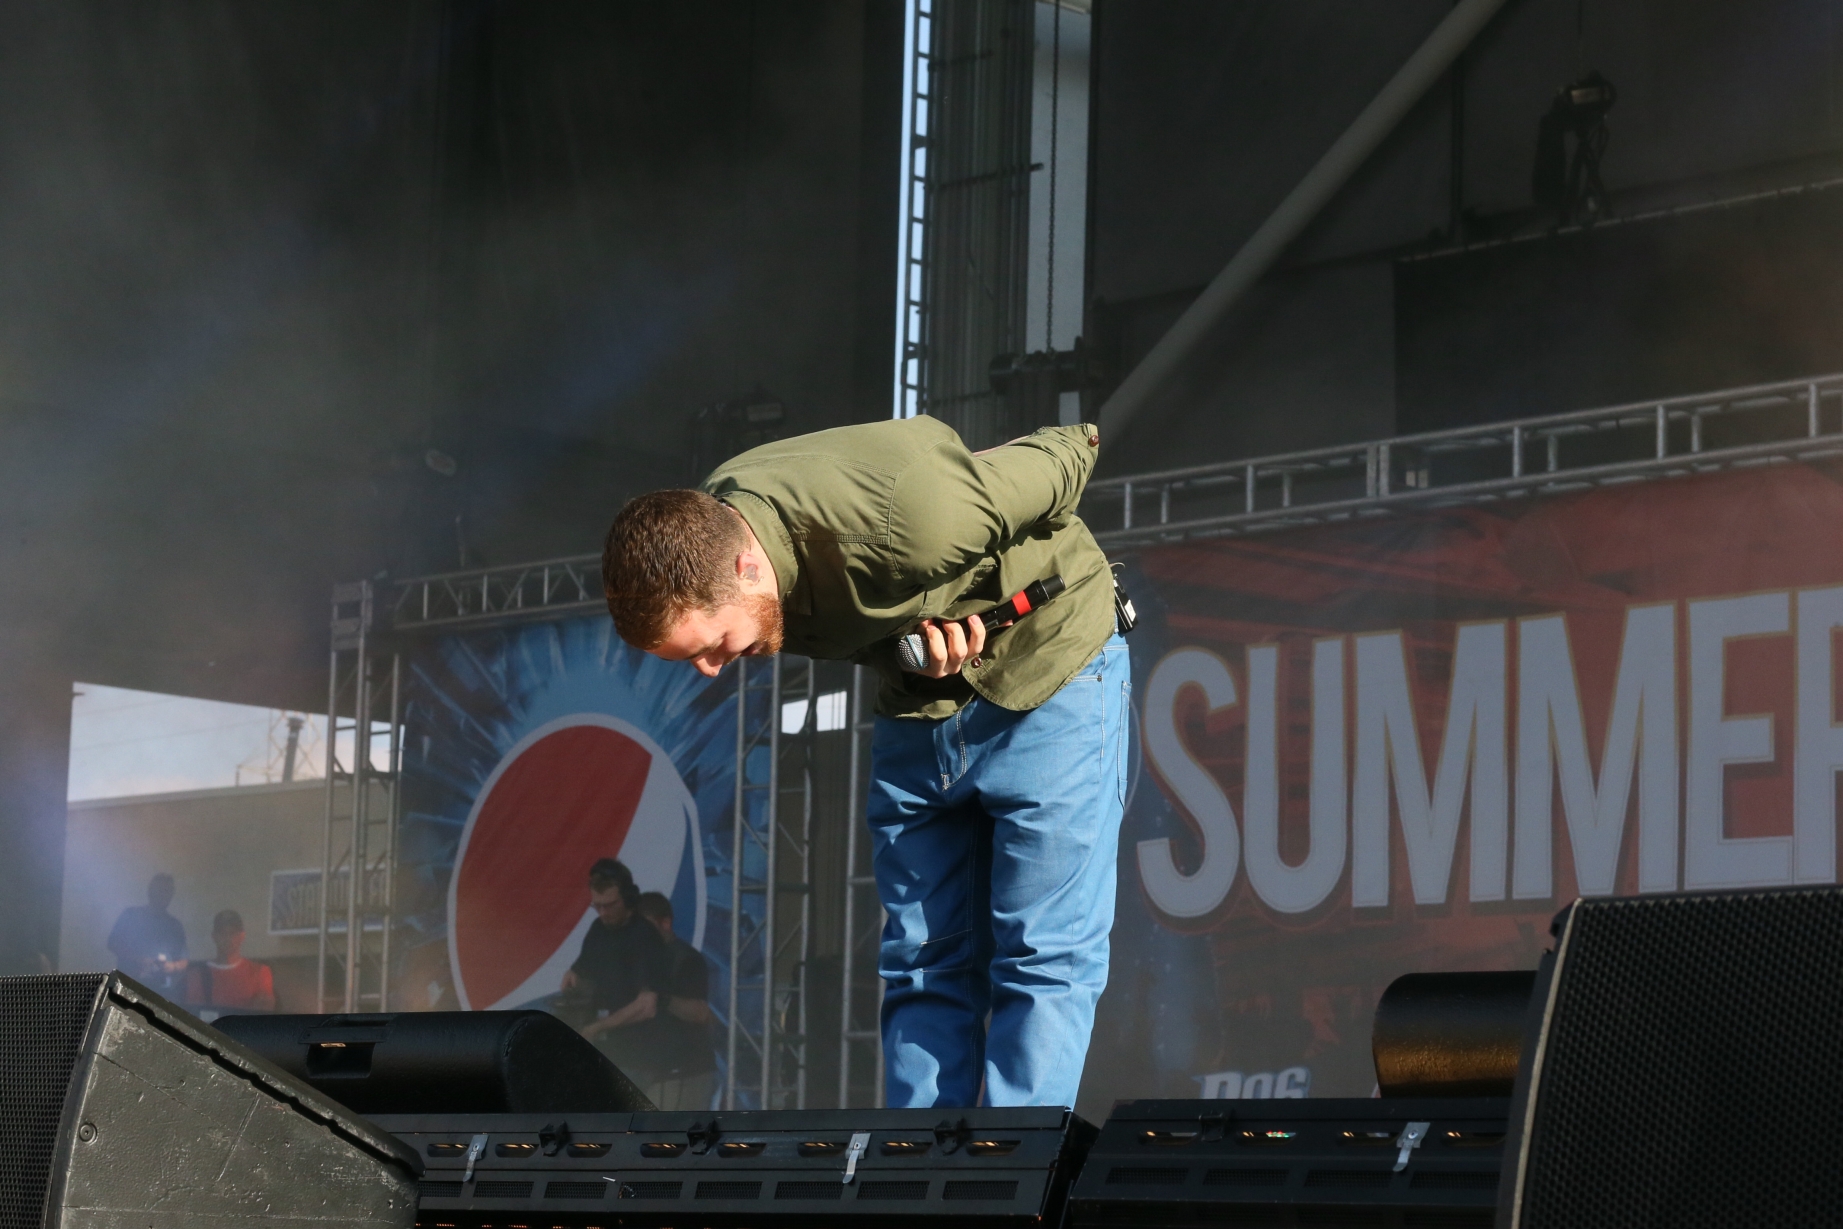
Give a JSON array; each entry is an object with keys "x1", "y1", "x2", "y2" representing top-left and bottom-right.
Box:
[{"x1": 942, "y1": 559, "x2": 1002, "y2": 612}]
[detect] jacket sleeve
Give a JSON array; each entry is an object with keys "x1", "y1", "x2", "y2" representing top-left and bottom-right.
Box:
[{"x1": 888, "y1": 423, "x2": 1099, "y2": 587}]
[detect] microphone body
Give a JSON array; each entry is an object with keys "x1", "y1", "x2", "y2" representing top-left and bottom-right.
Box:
[{"x1": 896, "y1": 574, "x2": 1066, "y2": 672}]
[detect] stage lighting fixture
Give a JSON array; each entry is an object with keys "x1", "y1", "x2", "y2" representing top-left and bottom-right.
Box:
[{"x1": 1533, "y1": 70, "x2": 1617, "y2": 226}]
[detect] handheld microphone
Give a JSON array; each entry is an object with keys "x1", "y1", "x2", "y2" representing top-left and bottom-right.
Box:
[{"x1": 896, "y1": 574, "x2": 1066, "y2": 671}]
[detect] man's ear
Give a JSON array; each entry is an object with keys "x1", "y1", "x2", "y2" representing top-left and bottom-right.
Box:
[{"x1": 737, "y1": 548, "x2": 761, "y2": 586}]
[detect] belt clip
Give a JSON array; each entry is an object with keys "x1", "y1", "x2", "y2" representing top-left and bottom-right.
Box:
[
  {"x1": 842, "y1": 1132, "x2": 871, "y2": 1184},
  {"x1": 688, "y1": 1118, "x2": 722, "y2": 1155},
  {"x1": 934, "y1": 1117, "x2": 973, "y2": 1154},
  {"x1": 462, "y1": 1133, "x2": 489, "y2": 1183},
  {"x1": 1392, "y1": 1121, "x2": 1431, "y2": 1173}
]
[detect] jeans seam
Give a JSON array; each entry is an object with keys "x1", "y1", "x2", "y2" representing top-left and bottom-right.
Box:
[{"x1": 1118, "y1": 678, "x2": 1130, "y2": 804}]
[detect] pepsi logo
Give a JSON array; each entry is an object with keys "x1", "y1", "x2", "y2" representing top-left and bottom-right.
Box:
[{"x1": 446, "y1": 713, "x2": 705, "y2": 1010}]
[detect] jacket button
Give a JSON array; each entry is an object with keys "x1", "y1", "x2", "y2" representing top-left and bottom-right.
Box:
[
  {"x1": 970, "y1": 657, "x2": 983, "y2": 668},
  {"x1": 1087, "y1": 433, "x2": 1099, "y2": 446}
]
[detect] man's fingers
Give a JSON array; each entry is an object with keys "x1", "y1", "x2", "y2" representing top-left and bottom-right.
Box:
[
  {"x1": 942, "y1": 619, "x2": 970, "y2": 671},
  {"x1": 916, "y1": 617, "x2": 986, "y2": 677},
  {"x1": 966, "y1": 616, "x2": 987, "y2": 658},
  {"x1": 922, "y1": 620, "x2": 948, "y2": 674}
]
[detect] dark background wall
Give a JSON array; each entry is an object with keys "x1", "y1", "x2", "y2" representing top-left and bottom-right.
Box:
[
  {"x1": 0, "y1": 0, "x2": 901, "y2": 972},
  {"x1": 9, "y1": 0, "x2": 1843, "y2": 979},
  {"x1": 1085, "y1": 0, "x2": 1843, "y2": 474}
]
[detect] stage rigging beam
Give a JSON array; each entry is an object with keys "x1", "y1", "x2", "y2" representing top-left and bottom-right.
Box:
[
  {"x1": 1086, "y1": 372, "x2": 1843, "y2": 549},
  {"x1": 1097, "y1": 0, "x2": 1512, "y2": 443}
]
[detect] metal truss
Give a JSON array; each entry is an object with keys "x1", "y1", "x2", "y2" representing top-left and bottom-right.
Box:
[
  {"x1": 317, "y1": 580, "x2": 402, "y2": 1012},
  {"x1": 389, "y1": 554, "x2": 603, "y2": 632},
  {"x1": 1086, "y1": 372, "x2": 1843, "y2": 549},
  {"x1": 836, "y1": 665, "x2": 886, "y2": 1108},
  {"x1": 724, "y1": 655, "x2": 817, "y2": 1110},
  {"x1": 893, "y1": 0, "x2": 935, "y2": 418},
  {"x1": 348, "y1": 564, "x2": 869, "y2": 1108}
]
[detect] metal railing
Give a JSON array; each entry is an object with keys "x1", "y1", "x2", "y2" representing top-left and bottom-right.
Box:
[
  {"x1": 389, "y1": 555, "x2": 602, "y2": 632},
  {"x1": 1084, "y1": 373, "x2": 1843, "y2": 549}
]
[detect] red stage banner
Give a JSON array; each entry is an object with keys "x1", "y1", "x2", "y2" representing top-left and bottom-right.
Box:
[{"x1": 1086, "y1": 461, "x2": 1843, "y2": 1107}]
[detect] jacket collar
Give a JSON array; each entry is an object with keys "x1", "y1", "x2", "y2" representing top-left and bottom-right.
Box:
[{"x1": 720, "y1": 490, "x2": 799, "y2": 601}]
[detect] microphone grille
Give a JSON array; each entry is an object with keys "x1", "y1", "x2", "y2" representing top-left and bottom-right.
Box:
[{"x1": 896, "y1": 633, "x2": 927, "y2": 671}]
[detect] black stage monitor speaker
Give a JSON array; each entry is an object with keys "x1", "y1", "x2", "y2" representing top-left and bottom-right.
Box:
[
  {"x1": 1066, "y1": 1098, "x2": 1508, "y2": 1229},
  {"x1": 1500, "y1": 886, "x2": 1843, "y2": 1229},
  {"x1": 213, "y1": 1010, "x2": 653, "y2": 1115},
  {"x1": 0, "y1": 972, "x2": 420, "y2": 1229},
  {"x1": 376, "y1": 1106, "x2": 1096, "y2": 1227}
]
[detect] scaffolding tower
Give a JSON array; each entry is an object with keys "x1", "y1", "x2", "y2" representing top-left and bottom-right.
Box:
[
  {"x1": 836, "y1": 664, "x2": 886, "y2": 1107},
  {"x1": 327, "y1": 558, "x2": 884, "y2": 1105},
  {"x1": 724, "y1": 654, "x2": 817, "y2": 1110},
  {"x1": 316, "y1": 579, "x2": 403, "y2": 1013}
]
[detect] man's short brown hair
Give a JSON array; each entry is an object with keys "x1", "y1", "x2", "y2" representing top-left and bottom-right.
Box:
[{"x1": 602, "y1": 490, "x2": 748, "y2": 648}]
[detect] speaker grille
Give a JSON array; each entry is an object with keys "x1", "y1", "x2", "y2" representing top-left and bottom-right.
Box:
[
  {"x1": 773, "y1": 1180, "x2": 842, "y2": 1200},
  {"x1": 1203, "y1": 1167, "x2": 1286, "y2": 1187},
  {"x1": 1519, "y1": 889, "x2": 1843, "y2": 1228},
  {"x1": 1302, "y1": 1168, "x2": 1391, "y2": 1189},
  {"x1": 619, "y1": 1180, "x2": 681, "y2": 1200},
  {"x1": 696, "y1": 1180, "x2": 762, "y2": 1200},
  {"x1": 1106, "y1": 1166, "x2": 1187, "y2": 1185},
  {"x1": 858, "y1": 1180, "x2": 929, "y2": 1200},
  {"x1": 0, "y1": 974, "x2": 103, "y2": 1229},
  {"x1": 943, "y1": 1179, "x2": 1019, "y2": 1200},
  {"x1": 1410, "y1": 1170, "x2": 1497, "y2": 1190}
]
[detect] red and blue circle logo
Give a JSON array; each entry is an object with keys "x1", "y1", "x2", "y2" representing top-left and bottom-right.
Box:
[{"x1": 446, "y1": 713, "x2": 706, "y2": 1010}]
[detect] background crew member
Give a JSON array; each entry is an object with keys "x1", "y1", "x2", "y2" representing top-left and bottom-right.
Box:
[
  {"x1": 635, "y1": 891, "x2": 716, "y2": 1110},
  {"x1": 562, "y1": 857, "x2": 670, "y2": 1082},
  {"x1": 601, "y1": 416, "x2": 1129, "y2": 1109},
  {"x1": 107, "y1": 872, "x2": 188, "y2": 995},
  {"x1": 182, "y1": 909, "x2": 276, "y2": 1013}
]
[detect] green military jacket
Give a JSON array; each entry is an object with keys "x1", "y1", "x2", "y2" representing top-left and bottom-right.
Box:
[{"x1": 700, "y1": 416, "x2": 1116, "y2": 718}]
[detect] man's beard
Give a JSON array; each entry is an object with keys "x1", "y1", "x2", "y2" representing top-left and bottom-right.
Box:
[{"x1": 743, "y1": 591, "x2": 785, "y2": 657}]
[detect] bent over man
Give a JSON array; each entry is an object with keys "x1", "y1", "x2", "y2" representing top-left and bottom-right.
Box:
[{"x1": 601, "y1": 417, "x2": 1128, "y2": 1109}]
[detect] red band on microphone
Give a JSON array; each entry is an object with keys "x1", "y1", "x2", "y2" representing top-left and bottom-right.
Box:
[{"x1": 1010, "y1": 589, "x2": 1033, "y2": 615}]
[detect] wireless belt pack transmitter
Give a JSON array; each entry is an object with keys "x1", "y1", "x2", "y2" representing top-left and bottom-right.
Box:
[{"x1": 896, "y1": 574, "x2": 1065, "y2": 671}]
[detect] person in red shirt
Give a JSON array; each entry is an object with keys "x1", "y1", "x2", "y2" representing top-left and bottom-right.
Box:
[{"x1": 183, "y1": 910, "x2": 276, "y2": 1013}]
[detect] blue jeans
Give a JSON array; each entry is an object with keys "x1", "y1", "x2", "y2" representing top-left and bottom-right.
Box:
[{"x1": 868, "y1": 634, "x2": 1130, "y2": 1108}]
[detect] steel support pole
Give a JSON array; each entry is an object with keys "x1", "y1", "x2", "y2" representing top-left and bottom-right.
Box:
[
  {"x1": 378, "y1": 653, "x2": 402, "y2": 1011},
  {"x1": 837, "y1": 666, "x2": 864, "y2": 1107},
  {"x1": 761, "y1": 654, "x2": 781, "y2": 1104},
  {"x1": 791, "y1": 663, "x2": 814, "y2": 1110},
  {"x1": 344, "y1": 590, "x2": 370, "y2": 1013},
  {"x1": 726, "y1": 658, "x2": 746, "y2": 1109},
  {"x1": 1098, "y1": 0, "x2": 1512, "y2": 441},
  {"x1": 317, "y1": 643, "x2": 339, "y2": 1012}
]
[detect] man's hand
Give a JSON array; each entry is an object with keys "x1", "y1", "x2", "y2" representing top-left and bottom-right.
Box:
[
  {"x1": 666, "y1": 995, "x2": 713, "y2": 1025},
  {"x1": 578, "y1": 989, "x2": 659, "y2": 1039},
  {"x1": 909, "y1": 615, "x2": 988, "y2": 678}
]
